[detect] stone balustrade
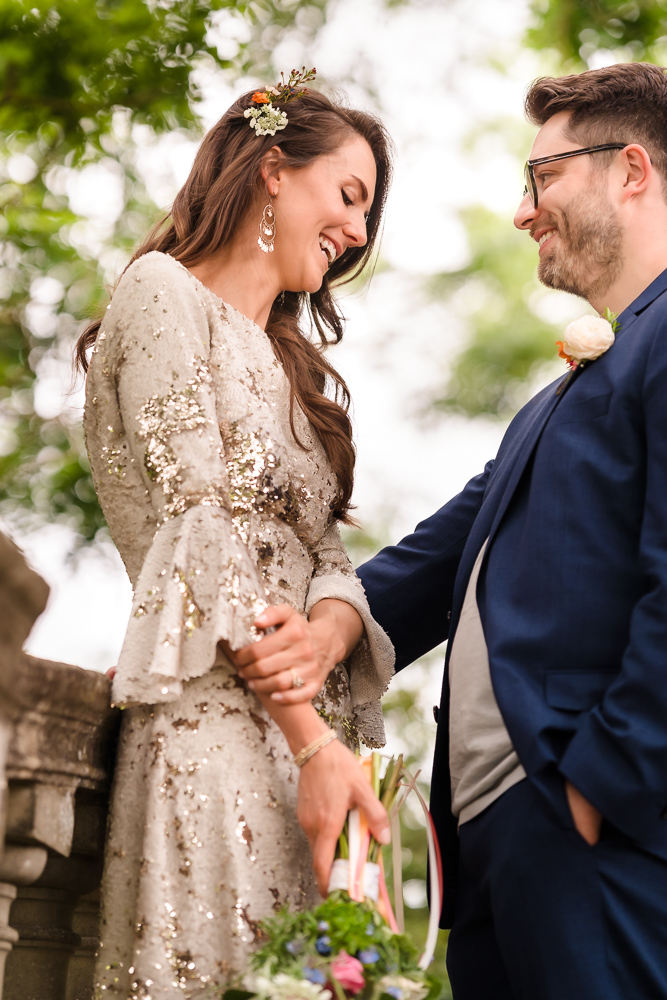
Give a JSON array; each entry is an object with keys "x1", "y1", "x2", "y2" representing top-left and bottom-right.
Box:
[{"x1": 0, "y1": 532, "x2": 119, "y2": 1000}]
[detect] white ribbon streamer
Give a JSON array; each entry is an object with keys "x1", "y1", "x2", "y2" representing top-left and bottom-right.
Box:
[
  {"x1": 412, "y1": 782, "x2": 441, "y2": 970},
  {"x1": 328, "y1": 859, "x2": 380, "y2": 902}
]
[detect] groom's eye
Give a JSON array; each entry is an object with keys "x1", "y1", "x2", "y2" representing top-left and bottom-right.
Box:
[{"x1": 535, "y1": 170, "x2": 554, "y2": 190}]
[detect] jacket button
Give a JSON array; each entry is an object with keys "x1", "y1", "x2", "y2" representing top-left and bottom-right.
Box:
[
  {"x1": 433, "y1": 705, "x2": 439, "y2": 724},
  {"x1": 446, "y1": 611, "x2": 452, "y2": 621}
]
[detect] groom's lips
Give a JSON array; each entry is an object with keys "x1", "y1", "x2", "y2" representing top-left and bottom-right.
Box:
[{"x1": 533, "y1": 226, "x2": 558, "y2": 255}]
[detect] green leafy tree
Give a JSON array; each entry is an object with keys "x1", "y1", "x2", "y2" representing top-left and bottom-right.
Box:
[
  {"x1": 428, "y1": 206, "x2": 561, "y2": 419},
  {"x1": 0, "y1": 0, "x2": 325, "y2": 540},
  {"x1": 527, "y1": 0, "x2": 667, "y2": 68}
]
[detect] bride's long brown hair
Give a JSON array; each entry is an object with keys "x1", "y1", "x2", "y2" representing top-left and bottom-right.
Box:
[{"x1": 75, "y1": 89, "x2": 393, "y2": 524}]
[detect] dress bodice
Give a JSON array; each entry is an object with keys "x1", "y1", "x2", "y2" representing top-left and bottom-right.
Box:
[{"x1": 84, "y1": 251, "x2": 393, "y2": 742}]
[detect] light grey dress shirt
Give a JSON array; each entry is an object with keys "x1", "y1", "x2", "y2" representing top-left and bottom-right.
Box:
[{"x1": 449, "y1": 541, "x2": 526, "y2": 826}]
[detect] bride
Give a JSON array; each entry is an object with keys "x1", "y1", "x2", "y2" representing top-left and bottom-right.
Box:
[{"x1": 77, "y1": 74, "x2": 395, "y2": 997}]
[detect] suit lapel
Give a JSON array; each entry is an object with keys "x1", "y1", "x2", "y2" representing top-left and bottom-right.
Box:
[{"x1": 445, "y1": 373, "x2": 570, "y2": 658}]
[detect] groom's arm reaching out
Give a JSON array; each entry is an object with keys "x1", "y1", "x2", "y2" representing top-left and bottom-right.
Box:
[
  {"x1": 235, "y1": 459, "x2": 495, "y2": 693},
  {"x1": 357, "y1": 460, "x2": 494, "y2": 670}
]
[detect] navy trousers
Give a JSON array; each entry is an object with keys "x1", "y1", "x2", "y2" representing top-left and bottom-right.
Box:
[{"x1": 446, "y1": 778, "x2": 667, "y2": 999}]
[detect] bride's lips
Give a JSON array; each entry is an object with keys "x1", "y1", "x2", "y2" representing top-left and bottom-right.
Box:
[
  {"x1": 318, "y1": 233, "x2": 342, "y2": 267},
  {"x1": 328, "y1": 236, "x2": 342, "y2": 259}
]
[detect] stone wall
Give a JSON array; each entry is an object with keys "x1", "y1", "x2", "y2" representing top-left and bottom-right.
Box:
[{"x1": 0, "y1": 532, "x2": 119, "y2": 1000}]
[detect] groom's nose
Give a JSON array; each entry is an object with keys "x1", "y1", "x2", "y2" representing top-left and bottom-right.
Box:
[{"x1": 514, "y1": 193, "x2": 536, "y2": 231}]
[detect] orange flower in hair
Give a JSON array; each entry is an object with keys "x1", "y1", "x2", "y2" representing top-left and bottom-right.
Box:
[{"x1": 252, "y1": 91, "x2": 270, "y2": 104}]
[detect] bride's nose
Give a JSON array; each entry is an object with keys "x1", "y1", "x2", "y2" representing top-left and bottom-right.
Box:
[{"x1": 344, "y1": 217, "x2": 368, "y2": 249}]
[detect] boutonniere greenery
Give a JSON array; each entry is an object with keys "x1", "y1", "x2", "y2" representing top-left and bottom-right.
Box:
[{"x1": 555, "y1": 309, "x2": 618, "y2": 394}]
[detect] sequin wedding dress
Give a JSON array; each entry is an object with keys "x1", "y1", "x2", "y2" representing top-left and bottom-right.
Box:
[{"x1": 85, "y1": 252, "x2": 394, "y2": 999}]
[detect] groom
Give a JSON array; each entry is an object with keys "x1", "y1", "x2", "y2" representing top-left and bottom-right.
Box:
[{"x1": 356, "y1": 62, "x2": 667, "y2": 999}]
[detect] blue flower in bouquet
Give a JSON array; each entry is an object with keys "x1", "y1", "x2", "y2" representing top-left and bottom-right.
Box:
[
  {"x1": 357, "y1": 947, "x2": 380, "y2": 965},
  {"x1": 315, "y1": 934, "x2": 332, "y2": 956},
  {"x1": 303, "y1": 966, "x2": 327, "y2": 985},
  {"x1": 286, "y1": 938, "x2": 304, "y2": 955},
  {"x1": 317, "y1": 920, "x2": 330, "y2": 932}
]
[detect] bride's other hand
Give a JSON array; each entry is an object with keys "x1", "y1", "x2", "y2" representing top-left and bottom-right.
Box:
[
  {"x1": 234, "y1": 599, "x2": 363, "y2": 704},
  {"x1": 297, "y1": 739, "x2": 391, "y2": 896}
]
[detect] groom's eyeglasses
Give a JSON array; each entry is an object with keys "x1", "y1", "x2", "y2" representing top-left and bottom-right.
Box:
[{"x1": 523, "y1": 144, "x2": 627, "y2": 209}]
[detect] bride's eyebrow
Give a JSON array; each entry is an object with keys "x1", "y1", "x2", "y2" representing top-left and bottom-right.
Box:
[{"x1": 350, "y1": 174, "x2": 369, "y2": 202}]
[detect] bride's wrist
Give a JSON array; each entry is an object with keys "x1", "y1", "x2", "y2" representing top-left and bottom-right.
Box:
[
  {"x1": 258, "y1": 696, "x2": 330, "y2": 754},
  {"x1": 293, "y1": 730, "x2": 338, "y2": 767}
]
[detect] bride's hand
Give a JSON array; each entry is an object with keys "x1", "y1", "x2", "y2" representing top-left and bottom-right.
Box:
[
  {"x1": 232, "y1": 604, "x2": 348, "y2": 704},
  {"x1": 297, "y1": 738, "x2": 391, "y2": 896}
]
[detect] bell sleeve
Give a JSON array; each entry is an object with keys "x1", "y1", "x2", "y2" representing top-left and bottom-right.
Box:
[
  {"x1": 103, "y1": 255, "x2": 270, "y2": 707},
  {"x1": 305, "y1": 521, "x2": 395, "y2": 747}
]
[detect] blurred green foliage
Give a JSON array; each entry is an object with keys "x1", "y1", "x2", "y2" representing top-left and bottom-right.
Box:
[
  {"x1": 433, "y1": 0, "x2": 667, "y2": 419},
  {"x1": 429, "y1": 206, "x2": 560, "y2": 419},
  {"x1": 0, "y1": 0, "x2": 326, "y2": 540},
  {"x1": 527, "y1": 0, "x2": 667, "y2": 67}
]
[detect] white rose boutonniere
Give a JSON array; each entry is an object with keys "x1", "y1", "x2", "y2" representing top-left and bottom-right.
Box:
[{"x1": 556, "y1": 309, "x2": 618, "y2": 371}]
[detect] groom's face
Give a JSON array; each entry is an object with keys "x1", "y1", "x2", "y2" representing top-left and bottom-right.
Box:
[{"x1": 514, "y1": 112, "x2": 624, "y2": 302}]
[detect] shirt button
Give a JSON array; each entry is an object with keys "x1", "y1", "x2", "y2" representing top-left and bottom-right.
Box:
[{"x1": 433, "y1": 705, "x2": 439, "y2": 724}]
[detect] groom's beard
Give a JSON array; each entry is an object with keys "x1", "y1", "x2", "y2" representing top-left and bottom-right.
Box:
[{"x1": 537, "y1": 184, "x2": 624, "y2": 302}]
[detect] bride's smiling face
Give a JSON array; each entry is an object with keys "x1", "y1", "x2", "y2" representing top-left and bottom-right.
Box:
[{"x1": 266, "y1": 135, "x2": 377, "y2": 293}]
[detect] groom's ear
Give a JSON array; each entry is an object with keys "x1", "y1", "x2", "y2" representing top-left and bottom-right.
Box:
[{"x1": 618, "y1": 143, "x2": 653, "y2": 201}]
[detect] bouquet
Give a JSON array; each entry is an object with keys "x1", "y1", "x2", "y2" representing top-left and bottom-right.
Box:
[{"x1": 222, "y1": 754, "x2": 443, "y2": 1000}]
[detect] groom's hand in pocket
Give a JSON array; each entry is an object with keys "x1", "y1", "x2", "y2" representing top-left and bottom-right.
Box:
[
  {"x1": 565, "y1": 779, "x2": 602, "y2": 845},
  {"x1": 298, "y1": 739, "x2": 391, "y2": 896}
]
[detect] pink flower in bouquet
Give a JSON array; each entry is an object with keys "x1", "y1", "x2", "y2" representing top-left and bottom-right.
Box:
[{"x1": 330, "y1": 951, "x2": 365, "y2": 993}]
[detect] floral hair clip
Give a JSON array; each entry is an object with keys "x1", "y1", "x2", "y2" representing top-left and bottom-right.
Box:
[{"x1": 243, "y1": 66, "x2": 316, "y2": 137}]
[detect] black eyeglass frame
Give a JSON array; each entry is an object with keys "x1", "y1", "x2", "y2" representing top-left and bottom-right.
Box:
[{"x1": 523, "y1": 143, "x2": 627, "y2": 208}]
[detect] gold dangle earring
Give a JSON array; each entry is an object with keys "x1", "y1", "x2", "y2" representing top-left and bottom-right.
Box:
[{"x1": 258, "y1": 197, "x2": 276, "y2": 253}]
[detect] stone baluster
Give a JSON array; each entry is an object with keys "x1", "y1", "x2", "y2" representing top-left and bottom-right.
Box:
[{"x1": 0, "y1": 533, "x2": 119, "y2": 1000}]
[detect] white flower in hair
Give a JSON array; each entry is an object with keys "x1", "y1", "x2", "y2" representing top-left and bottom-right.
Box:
[{"x1": 244, "y1": 103, "x2": 288, "y2": 137}]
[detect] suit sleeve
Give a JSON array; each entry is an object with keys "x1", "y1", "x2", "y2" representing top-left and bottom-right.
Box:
[
  {"x1": 356, "y1": 461, "x2": 493, "y2": 670},
  {"x1": 559, "y1": 315, "x2": 667, "y2": 842}
]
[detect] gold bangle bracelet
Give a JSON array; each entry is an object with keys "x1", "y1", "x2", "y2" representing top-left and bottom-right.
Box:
[{"x1": 293, "y1": 730, "x2": 338, "y2": 768}]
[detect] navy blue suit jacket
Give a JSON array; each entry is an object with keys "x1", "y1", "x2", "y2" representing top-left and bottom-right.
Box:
[{"x1": 357, "y1": 269, "x2": 667, "y2": 927}]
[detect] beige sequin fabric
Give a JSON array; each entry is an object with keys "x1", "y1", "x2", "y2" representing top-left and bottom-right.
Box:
[{"x1": 85, "y1": 252, "x2": 394, "y2": 998}]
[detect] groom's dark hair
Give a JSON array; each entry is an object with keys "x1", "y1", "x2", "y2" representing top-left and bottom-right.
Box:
[{"x1": 525, "y1": 62, "x2": 667, "y2": 198}]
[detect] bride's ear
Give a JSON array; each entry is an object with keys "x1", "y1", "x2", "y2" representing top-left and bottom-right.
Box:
[{"x1": 260, "y1": 146, "x2": 286, "y2": 196}]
